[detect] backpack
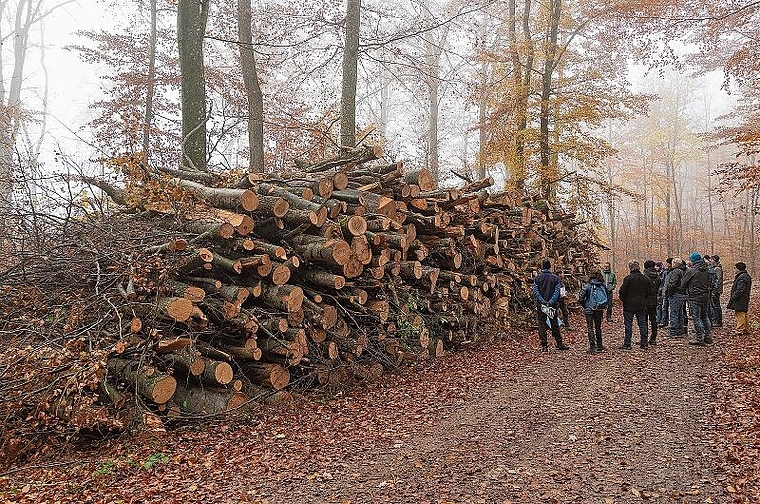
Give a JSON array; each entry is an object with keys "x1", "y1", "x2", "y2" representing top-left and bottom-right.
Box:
[{"x1": 588, "y1": 285, "x2": 609, "y2": 311}]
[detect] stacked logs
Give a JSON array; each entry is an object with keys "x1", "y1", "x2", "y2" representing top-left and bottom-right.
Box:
[{"x1": 104, "y1": 145, "x2": 597, "y2": 416}]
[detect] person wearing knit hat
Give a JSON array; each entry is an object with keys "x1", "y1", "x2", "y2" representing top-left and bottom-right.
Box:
[
  {"x1": 681, "y1": 253, "x2": 712, "y2": 345},
  {"x1": 727, "y1": 262, "x2": 752, "y2": 335}
]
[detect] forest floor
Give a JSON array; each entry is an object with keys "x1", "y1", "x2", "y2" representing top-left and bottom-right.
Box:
[{"x1": 2, "y1": 305, "x2": 760, "y2": 504}]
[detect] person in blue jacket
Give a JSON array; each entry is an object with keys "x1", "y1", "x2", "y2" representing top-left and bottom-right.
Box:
[{"x1": 532, "y1": 258, "x2": 570, "y2": 353}]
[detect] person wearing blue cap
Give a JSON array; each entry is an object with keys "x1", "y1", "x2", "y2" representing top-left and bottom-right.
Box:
[{"x1": 681, "y1": 252, "x2": 712, "y2": 345}]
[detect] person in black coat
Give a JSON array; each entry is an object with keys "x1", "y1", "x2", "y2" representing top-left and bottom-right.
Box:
[
  {"x1": 643, "y1": 260, "x2": 661, "y2": 345},
  {"x1": 681, "y1": 252, "x2": 713, "y2": 345},
  {"x1": 666, "y1": 258, "x2": 689, "y2": 338},
  {"x1": 727, "y1": 262, "x2": 752, "y2": 336},
  {"x1": 618, "y1": 260, "x2": 653, "y2": 349}
]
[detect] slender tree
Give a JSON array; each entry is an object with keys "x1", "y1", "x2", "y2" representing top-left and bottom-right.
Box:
[
  {"x1": 340, "y1": 0, "x2": 361, "y2": 147},
  {"x1": 177, "y1": 0, "x2": 210, "y2": 172},
  {"x1": 237, "y1": 0, "x2": 264, "y2": 173}
]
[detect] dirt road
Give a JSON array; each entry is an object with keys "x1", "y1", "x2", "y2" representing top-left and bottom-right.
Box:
[{"x1": 1, "y1": 321, "x2": 745, "y2": 503}]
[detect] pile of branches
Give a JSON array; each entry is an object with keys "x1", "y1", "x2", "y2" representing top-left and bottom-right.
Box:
[{"x1": 0, "y1": 146, "x2": 600, "y2": 466}]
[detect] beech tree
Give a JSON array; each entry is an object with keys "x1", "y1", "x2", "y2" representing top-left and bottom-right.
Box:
[
  {"x1": 340, "y1": 0, "x2": 361, "y2": 147},
  {"x1": 177, "y1": 0, "x2": 210, "y2": 172}
]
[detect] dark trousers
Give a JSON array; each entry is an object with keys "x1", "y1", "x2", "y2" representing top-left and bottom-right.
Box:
[
  {"x1": 710, "y1": 292, "x2": 723, "y2": 326},
  {"x1": 558, "y1": 298, "x2": 570, "y2": 327},
  {"x1": 585, "y1": 311, "x2": 603, "y2": 349},
  {"x1": 646, "y1": 305, "x2": 658, "y2": 342},
  {"x1": 657, "y1": 293, "x2": 669, "y2": 326},
  {"x1": 623, "y1": 309, "x2": 649, "y2": 347},
  {"x1": 605, "y1": 289, "x2": 614, "y2": 320},
  {"x1": 536, "y1": 306, "x2": 564, "y2": 349}
]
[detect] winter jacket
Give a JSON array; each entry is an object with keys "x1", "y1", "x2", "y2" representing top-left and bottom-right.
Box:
[
  {"x1": 643, "y1": 267, "x2": 661, "y2": 308},
  {"x1": 727, "y1": 270, "x2": 752, "y2": 312},
  {"x1": 658, "y1": 268, "x2": 670, "y2": 295},
  {"x1": 665, "y1": 263, "x2": 688, "y2": 297},
  {"x1": 713, "y1": 263, "x2": 724, "y2": 295},
  {"x1": 618, "y1": 270, "x2": 653, "y2": 313},
  {"x1": 601, "y1": 269, "x2": 617, "y2": 292},
  {"x1": 681, "y1": 259, "x2": 711, "y2": 305},
  {"x1": 533, "y1": 269, "x2": 561, "y2": 307},
  {"x1": 578, "y1": 278, "x2": 607, "y2": 314}
]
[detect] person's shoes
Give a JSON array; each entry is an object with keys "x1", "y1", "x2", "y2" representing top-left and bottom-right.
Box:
[
  {"x1": 689, "y1": 340, "x2": 706, "y2": 346},
  {"x1": 541, "y1": 346, "x2": 549, "y2": 353},
  {"x1": 649, "y1": 339, "x2": 657, "y2": 345},
  {"x1": 565, "y1": 324, "x2": 572, "y2": 330},
  {"x1": 704, "y1": 337, "x2": 714, "y2": 344},
  {"x1": 657, "y1": 324, "x2": 667, "y2": 328},
  {"x1": 670, "y1": 334, "x2": 684, "y2": 339},
  {"x1": 587, "y1": 347, "x2": 598, "y2": 354},
  {"x1": 619, "y1": 345, "x2": 631, "y2": 350},
  {"x1": 557, "y1": 344, "x2": 570, "y2": 351},
  {"x1": 712, "y1": 323, "x2": 722, "y2": 328},
  {"x1": 640, "y1": 344, "x2": 648, "y2": 350},
  {"x1": 597, "y1": 345, "x2": 606, "y2": 352}
]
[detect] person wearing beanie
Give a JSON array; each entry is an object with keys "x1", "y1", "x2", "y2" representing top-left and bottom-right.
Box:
[
  {"x1": 709, "y1": 255, "x2": 724, "y2": 327},
  {"x1": 532, "y1": 258, "x2": 570, "y2": 352},
  {"x1": 665, "y1": 258, "x2": 689, "y2": 338},
  {"x1": 643, "y1": 259, "x2": 661, "y2": 345},
  {"x1": 727, "y1": 262, "x2": 752, "y2": 336},
  {"x1": 681, "y1": 252, "x2": 712, "y2": 345},
  {"x1": 618, "y1": 260, "x2": 653, "y2": 349}
]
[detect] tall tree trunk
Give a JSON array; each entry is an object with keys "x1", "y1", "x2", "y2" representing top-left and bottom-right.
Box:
[
  {"x1": 508, "y1": 0, "x2": 533, "y2": 190},
  {"x1": 177, "y1": 0, "x2": 209, "y2": 172},
  {"x1": 238, "y1": 0, "x2": 264, "y2": 173},
  {"x1": 340, "y1": 0, "x2": 361, "y2": 147},
  {"x1": 539, "y1": 0, "x2": 561, "y2": 199},
  {"x1": 142, "y1": 0, "x2": 157, "y2": 157},
  {"x1": 379, "y1": 49, "x2": 389, "y2": 135},
  {"x1": 423, "y1": 0, "x2": 445, "y2": 187}
]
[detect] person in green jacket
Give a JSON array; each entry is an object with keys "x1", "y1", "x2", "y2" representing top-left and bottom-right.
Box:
[{"x1": 601, "y1": 262, "x2": 617, "y2": 321}]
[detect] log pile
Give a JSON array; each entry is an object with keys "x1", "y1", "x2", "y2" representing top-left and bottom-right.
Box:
[{"x1": 102, "y1": 145, "x2": 597, "y2": 416}]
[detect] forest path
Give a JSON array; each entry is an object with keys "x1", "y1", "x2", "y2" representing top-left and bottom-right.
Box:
[
  {"x1": 3, "y1": 316, "x2": 736, "y2": 504},
  {"x1": 266, "y1": 320, "x2": 727, "y2": 504}
]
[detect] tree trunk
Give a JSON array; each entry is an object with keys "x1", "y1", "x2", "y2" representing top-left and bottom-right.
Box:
[
  {"x1": 237, "y1": 0, "x2": 264, "y2": 173},
  {"x1": 143, "y1": 0, "x2": 158, "y2": 156},
  {"x1": 340, "y1": 0, "x2": 361, "y2": 147},
  {"x1": 177, "y1": 0, "x2": 209, "y2": 172},
  {"x1": 539, "y1": 0, "x2": 561, "y2": 199}
]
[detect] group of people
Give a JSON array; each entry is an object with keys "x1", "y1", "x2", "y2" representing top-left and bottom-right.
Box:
[{"x1": 532, "y1": 254, "x2": 753, "y2": 353}]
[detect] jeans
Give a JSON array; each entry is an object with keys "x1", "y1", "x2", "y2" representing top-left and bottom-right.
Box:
[
  {"x1": 623, "y1": 310, "x2": 649, "y2": 347},
  {"x1": 710, "y1": 293, "x2": 723, "y2": 325},
  {"x1": 668, "y1": 293, "x2": 688, "y2": 337},
  {"x1": 657, "y1": 293, "x2": 669, "y2": 326},
  {"x1": 585, "y1": 311, "x2": 603, "y2": 349},
  {"x1": 536, "y1": 306, "x2": 564, "y2": 348},
  {"x1": 689, "y1": 301, "x2": 712, "y2": 341}
]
